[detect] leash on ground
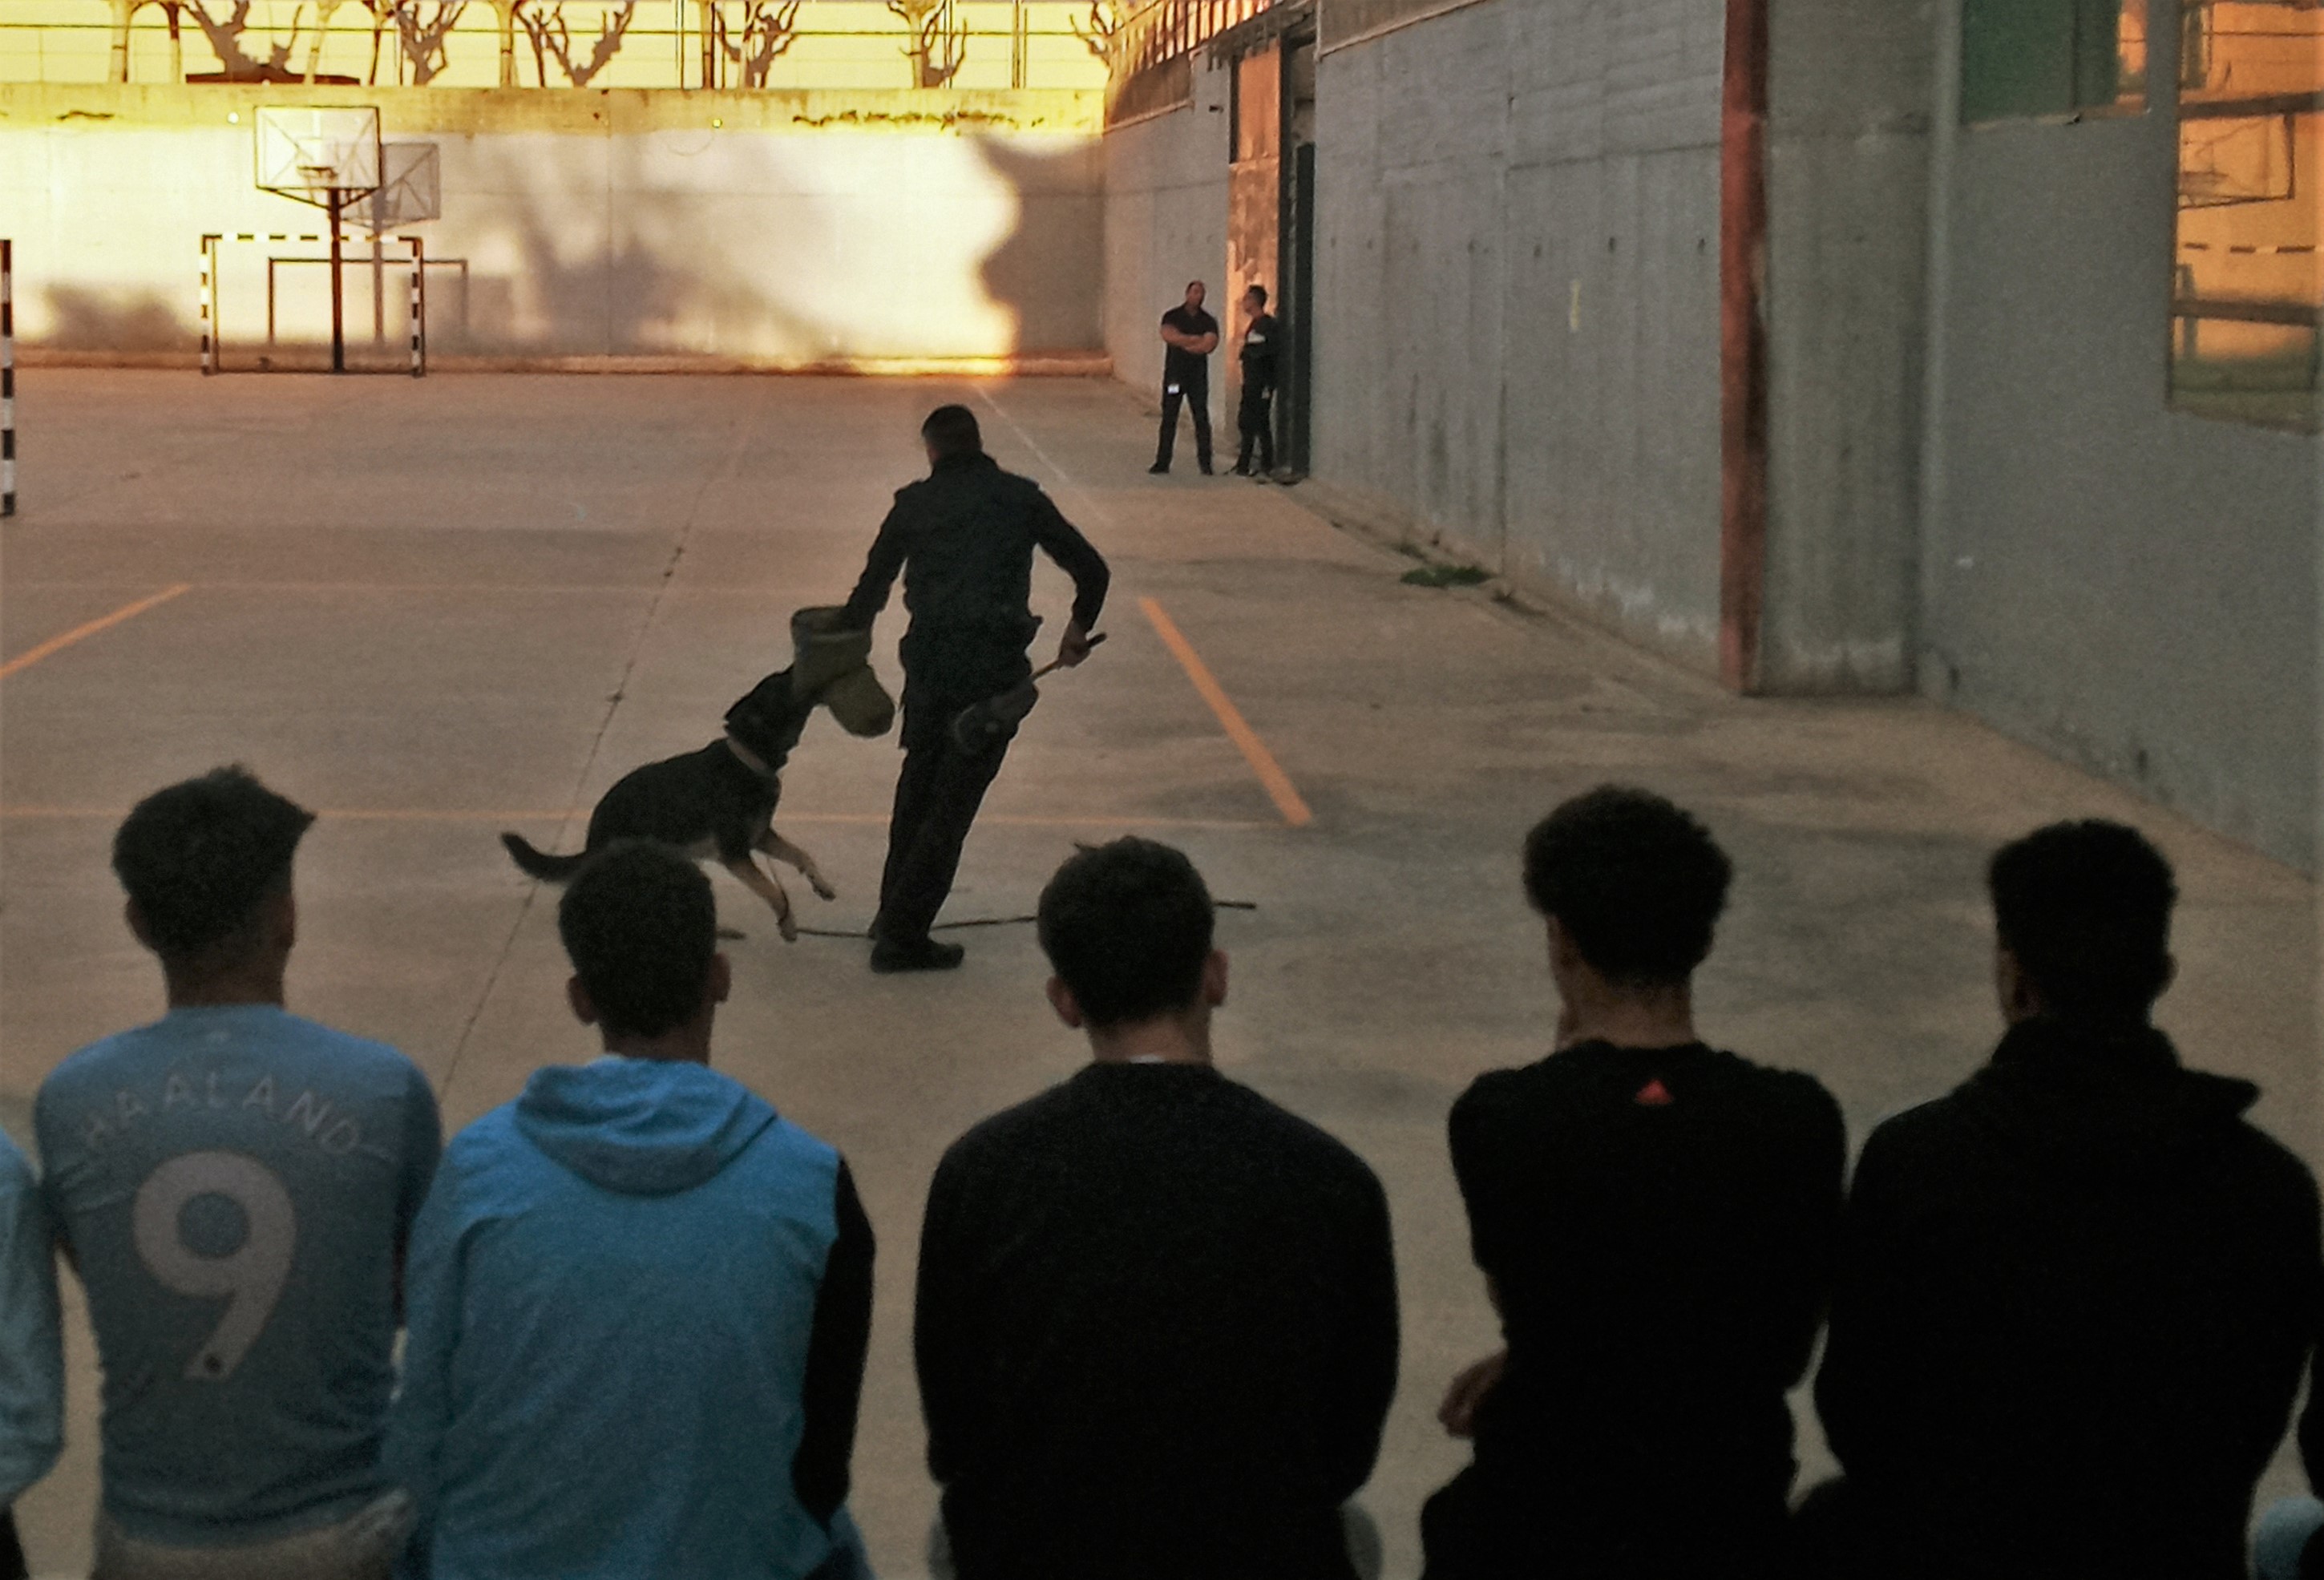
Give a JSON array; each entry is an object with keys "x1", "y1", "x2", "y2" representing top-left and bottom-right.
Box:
[{"x1": 789, "y1": 899, "x2": 1258, "y2": 942}]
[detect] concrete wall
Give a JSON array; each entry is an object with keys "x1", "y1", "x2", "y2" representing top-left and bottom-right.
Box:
[
  {"x1": 1759, "y1": 0, "x2": 1934, "y2": 690},
  {"x1": 0, "y1": 84, "x2": 1106, "y2": 369},
  {"x1": 1921, "y1": 2, "x2": 2320, "y2": 867},
  {"x1": 1101, "y1": 66, "x2": 1231, "y2": 397},
  {"x1": 1312, "y1": 0, "x2": 1730, "y2": 672}
]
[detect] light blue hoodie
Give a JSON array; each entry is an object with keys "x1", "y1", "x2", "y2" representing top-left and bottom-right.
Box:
[{"x1": 388, "y1": 1057, "x2": 870, "y2": 1580}]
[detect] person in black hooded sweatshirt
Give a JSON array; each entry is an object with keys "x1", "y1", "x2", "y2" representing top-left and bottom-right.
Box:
[{"x1": 1802, "y1": 819, "x2": 2324, "y2": 1580}]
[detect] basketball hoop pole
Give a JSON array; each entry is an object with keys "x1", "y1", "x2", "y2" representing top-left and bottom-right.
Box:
[{"x1": 329, "y1": 188, "x2": 346, "y2": 374}]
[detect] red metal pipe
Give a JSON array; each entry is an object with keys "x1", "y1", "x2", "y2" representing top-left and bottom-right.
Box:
[{"x1": 1718, "y1": 0, "x2": 1770, "y2": 694}]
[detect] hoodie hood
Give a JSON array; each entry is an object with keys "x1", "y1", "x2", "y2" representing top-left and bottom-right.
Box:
[
  {"x1": 515, "y1": 1057, "x2": 778, "y2": 1196},
  {"x1": 1958, "y1": 1017, "x2": 2260, "y2": 1179}
]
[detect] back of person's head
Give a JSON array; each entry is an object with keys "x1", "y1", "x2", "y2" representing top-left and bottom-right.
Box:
[
  {"x1": 1523, "y1": 786, "x2": 1732, "y2": 987},
  {"x1": 921, "y1": 404, "x2": 983, "y2": 461},
  {"x1": 1037, "y1": 838, "x2": 1215, "y2": 1028},
  {"x1": 558, "y1": 841, "x2": 718, "y2": 1039},
  {"x1": 113, "y1": 766, "x2": 315, "y2": 962},
  {"x1": 1988, "y1": 820, "x2": 2176, "y2": 1025}
]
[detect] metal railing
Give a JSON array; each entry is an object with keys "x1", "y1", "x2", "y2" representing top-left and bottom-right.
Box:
[
  {"x1": 1100, "y1": 0, "x2": 1270, "y2": 82},
  {"x1": 0, "y1": 3, "x2": 1110, "y2": 92}
]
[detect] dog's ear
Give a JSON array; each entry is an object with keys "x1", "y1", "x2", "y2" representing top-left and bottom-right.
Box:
[{"x1": 726, "y1": 668, "x2": 813, "y2": 768}]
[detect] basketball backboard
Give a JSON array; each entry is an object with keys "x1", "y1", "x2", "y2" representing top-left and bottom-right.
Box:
[
  {"x1": 362, "y1": 143, "x2": 442, "y2": 232},
  {"x1": 255, "y1": 106, "x2": 382, "y2": 206}
]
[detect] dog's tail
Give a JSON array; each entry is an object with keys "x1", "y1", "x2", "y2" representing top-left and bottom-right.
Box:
[{"x1": 501, "y1": 831, "x2": 591, "y2": 883}]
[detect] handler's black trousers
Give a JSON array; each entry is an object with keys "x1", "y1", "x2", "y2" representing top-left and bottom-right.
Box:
[
  {"x1": 1156, "y1": 382, "x2": 1212, "y2": 471},
  {"x1": 1237, "y1": 387, "x2": 1275, "y2": 475},
  {"x1": 2, "y1": 1509, "x2": 26, "y2": 1580},
  {"x1": 875, "y1": 721, "x2": 1014, "y2": 947}
]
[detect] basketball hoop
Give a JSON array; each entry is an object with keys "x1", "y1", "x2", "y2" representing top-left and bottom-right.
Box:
[{"x1": 253, "y1": 107, "x2": 383, "y2": 374}]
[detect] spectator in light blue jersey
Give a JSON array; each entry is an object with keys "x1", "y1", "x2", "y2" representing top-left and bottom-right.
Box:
[
  {"x1": 0, "y1": 1127, "x2": 63, "y2": 1580},
  {"x1": 36, "y1": 767, "x2": 441, "y2": 1580},
  {"x1": 388, "y1": 840, "x2": 874, "y2": 1580}
]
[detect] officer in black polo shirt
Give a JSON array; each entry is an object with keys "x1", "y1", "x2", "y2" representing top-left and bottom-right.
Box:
[{"x1": 1150, "y1": 281, "x2": 1220, "y2": 475}]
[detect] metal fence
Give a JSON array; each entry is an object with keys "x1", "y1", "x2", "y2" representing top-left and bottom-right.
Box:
[
  {"x1": 0, "y1": 2, "x2": 1113, "y2": 92},
  {"x1": 1103, "y1": 0, "x2": 1270, "y2": 82}
]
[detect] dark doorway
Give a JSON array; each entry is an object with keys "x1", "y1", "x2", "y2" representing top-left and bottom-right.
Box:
[{"x1": 1280, "y1": 28, "x2": 1317, "y2": 476}]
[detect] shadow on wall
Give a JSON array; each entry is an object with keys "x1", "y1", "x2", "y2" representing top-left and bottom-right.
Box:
[
  {"x1": 445, "y1": 135, "x2": 841, "y2": 361},
  {"x1": 39, "y1": 288, "x2": 187, "y2": 353},
  {"x1": 970, "y1": 135, "x2": 1105, "y2": 357}
]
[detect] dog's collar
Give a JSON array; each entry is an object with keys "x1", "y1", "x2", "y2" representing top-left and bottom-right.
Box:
[{"x1": 722, "y1": 733, "x2": 781, "y2": 782}]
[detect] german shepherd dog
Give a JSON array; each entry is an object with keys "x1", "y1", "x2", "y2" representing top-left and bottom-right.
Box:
[{"x1": 499, "y1": 668, "x2": 836, "y2": 941}]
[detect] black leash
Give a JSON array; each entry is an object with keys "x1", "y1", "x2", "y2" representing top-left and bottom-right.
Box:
[{"x1": 788, "y1": 899, "x2": 1258, "y2": 943}]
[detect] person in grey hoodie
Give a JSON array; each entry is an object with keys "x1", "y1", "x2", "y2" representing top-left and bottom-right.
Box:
[
  {"x1": 387, "y1": 841, "x2": 875, "y2": 1580},
  {"x1": 0, "y1": 1127, "x2": 61, "y2": 1580},
  {"x1": 1801, "y1": 820, "x2": 2323, "y2": 1580}
]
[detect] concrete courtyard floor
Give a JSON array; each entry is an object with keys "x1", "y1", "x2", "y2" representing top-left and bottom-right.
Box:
[{"x1": 1, "y1": 370, "x2": 2315, "y2": 1578}]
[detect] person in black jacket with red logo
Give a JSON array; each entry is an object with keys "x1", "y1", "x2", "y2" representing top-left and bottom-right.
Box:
[
  {"x1": 1423, "y1": 786, "x2": 1845, "y2": 1580},
  {"x1": 842, "y1": 405, "x2": 1108, "y2": 974},
  {"x1": 1802, "y1": 819, "x2": 2324, "y2": 1580}
]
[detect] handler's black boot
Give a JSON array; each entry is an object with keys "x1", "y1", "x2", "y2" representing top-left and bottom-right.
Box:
[{"x1": 871, "y1": 935, "x2": 967, "y2": 974}]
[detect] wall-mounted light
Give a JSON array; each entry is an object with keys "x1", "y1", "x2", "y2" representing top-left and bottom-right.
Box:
[
  {"x1": 227, "y1": 111, "x2": 240, "y2": 124},
  {"x1": 712, "y1": 118, "x2": 724, "y2": 128}
]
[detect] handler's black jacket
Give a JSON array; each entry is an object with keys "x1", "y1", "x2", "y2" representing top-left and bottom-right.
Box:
[
  {"x1": 841, "y1": 451, "x2": 1107, "y2": 741},
  {"x1": 1816, "y1": 1016, "x2": 2324, "y2": 1580}
]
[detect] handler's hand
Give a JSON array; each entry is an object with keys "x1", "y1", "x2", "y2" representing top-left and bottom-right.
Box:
[
  {"x1": 1058, "y1": 622, "x2": 1095, "y2": 668},
  {"x1": 1439, "y1": 1349, "x2": 1508, "y2": 1440}
]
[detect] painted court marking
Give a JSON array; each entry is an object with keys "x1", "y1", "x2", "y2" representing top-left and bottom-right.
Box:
[
  {"x1": 0, "y1": 584, "x2": 191, "y2": 680},
  {"x1": 1138, "y1": 596, "x2": 1314, "y2": 829}
]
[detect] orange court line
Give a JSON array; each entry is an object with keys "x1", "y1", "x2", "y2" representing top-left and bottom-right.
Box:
[
  {"x1": 0, "y1": 806, "x2": 1275, "y2": 832},
  {"x1": 0, "y1": 584, "x2": 192, "y2": 681},
  {"x1": 1138, "y1": 596, "x2": 1314, "y2": 830}
]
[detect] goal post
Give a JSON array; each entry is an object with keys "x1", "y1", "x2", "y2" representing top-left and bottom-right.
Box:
[{"x1": 202, "y1": 231, "x2": 427, "y2": 378}]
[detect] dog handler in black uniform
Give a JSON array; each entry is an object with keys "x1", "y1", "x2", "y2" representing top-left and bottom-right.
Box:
[{"x1": 843, "y1": 405, "x2": 1109, "y2": 974}]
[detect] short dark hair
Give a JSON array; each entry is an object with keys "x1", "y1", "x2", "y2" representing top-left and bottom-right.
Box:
[
  {"x1": 1522, "y1": 786, "x2": 1732, "y2": 987},
  {"x1": 1037, "y1": 838, "x2": 1215, "y2": 1028},
  {"x1": 113, "y1": 766, "x2": 315, "y2": 960},
  {"x1": 1245, "y1": 284, "x2": 1268, "y2": 306},
  {"x1": 1988, "y1": 820, "x2": 2176, "y2": 1024},
  {"x1": 921, "y1": 404, "x2": 983, "y2": 459},
  {"x1": 558, "y1": 842, "x2": 719, "y2": 1039}
]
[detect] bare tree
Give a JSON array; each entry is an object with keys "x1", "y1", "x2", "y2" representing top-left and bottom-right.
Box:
[
  {"x1": 107, "y1": 0, "x2": 143, "y2": 83},
  {"x1": 483, "y1": 0, "x2": 524, "y2": 86},
  {"x1": 185, "y1": 0, "x2": 308, "y2": 81},
  {"x1": 305, "y1": 0, "x2": 348, "y2": 80},
  {"x1": 886, "y1": 0, "x2": 964, "y2": 88},
  {"x1": 1068, "y1": 0, "x2": 1122, "y2": 63},
  {"x1": 712, "y1": 0, "x2": 802, "y2": 87},
  {"x1": 521, "y1": 0, "x2": 637, "y2": 86},
  {"x1": 391, "y1": 0, "x2": 467, "y2": 83},
  {"x1": 361, "y1": 0, "x2": 390, "y2": 82},
  {"x1": 159, "y1": 0, "x2": 186, "y2": 79}
]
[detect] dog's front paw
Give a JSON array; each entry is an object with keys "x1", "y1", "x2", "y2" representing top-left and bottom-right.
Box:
[
  {"x1": 778, "y1": 910, "x2": 799, "y2": 943},
  {"x1": 810, "y1": 876, "x2": 838, "y2": 901}
]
